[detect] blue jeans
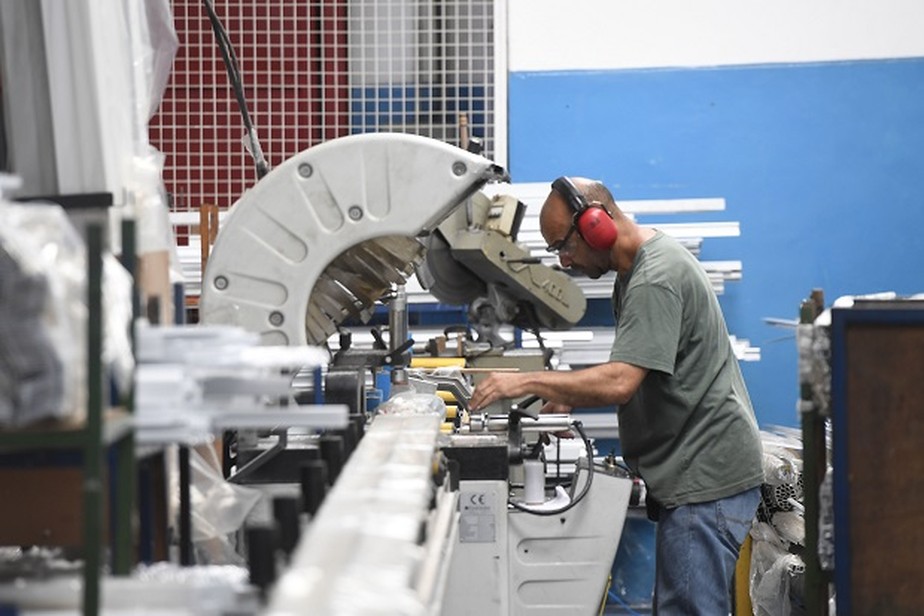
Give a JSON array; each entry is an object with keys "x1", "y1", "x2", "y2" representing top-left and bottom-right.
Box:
[{"x1": 653, "y1": 486, "x2": 761, "y2": 615}]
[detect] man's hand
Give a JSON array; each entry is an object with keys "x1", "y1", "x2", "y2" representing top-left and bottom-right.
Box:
[{"x1": 469, "y1": 372, "x2": 527, "y2": 412}]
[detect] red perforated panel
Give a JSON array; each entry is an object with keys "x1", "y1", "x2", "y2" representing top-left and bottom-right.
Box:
[{"x1": 150, "y1": 0, "x2": 348, "y2": 221}]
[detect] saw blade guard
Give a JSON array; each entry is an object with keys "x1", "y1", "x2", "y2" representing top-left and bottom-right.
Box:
[{"x1": 200, "y1": 133, "x2": 506, "y2": 345}]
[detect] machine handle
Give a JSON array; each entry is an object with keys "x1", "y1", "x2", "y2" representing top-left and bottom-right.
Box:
[
  {"x1": 370, "y1": 327, "x2": 387, "y2": 350},
  {"x1": 384, "y1": 338, "x2": 415, "y2": 366},
  {"x1": 510, "y1": 395, "x2": 541, "y2": 420}
]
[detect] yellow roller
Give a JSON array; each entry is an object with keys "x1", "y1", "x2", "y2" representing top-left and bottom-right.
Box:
[
  {"x1": 437, "y1": 390, "x2": 457, "y2": 403},
  {"x1": 411, "y1": 357, "x2": 466, "y2": 369},
  {"x1": 445, "y1": 405, "x2": 458, "y2": 419},
  {"x1": 440, "y1": 422, "x2": 455, "y2": 433}
]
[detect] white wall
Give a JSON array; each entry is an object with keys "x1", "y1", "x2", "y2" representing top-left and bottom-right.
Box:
[{"x1": 508, "y1": 0, "x2": 924, "y2": 71}]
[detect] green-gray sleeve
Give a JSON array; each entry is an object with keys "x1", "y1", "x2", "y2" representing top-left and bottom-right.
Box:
[{"x1": 609, "y1": 283, "x2": 680, "y2": 375}]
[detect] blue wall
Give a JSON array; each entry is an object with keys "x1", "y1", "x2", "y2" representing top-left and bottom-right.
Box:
[{"x1": 509, "y1": 58, "x2": 924, "y2": 428}]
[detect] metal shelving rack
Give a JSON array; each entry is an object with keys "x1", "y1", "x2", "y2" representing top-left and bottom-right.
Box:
[{"x1": 0, "y1": 222, "x2": 136, "y2": 615}]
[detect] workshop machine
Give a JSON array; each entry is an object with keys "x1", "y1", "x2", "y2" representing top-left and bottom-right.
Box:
[
  {"x1": 438, "y1": 387, "x2": 634, "y2": 615},
  {"x1": 199, "y1": 133, "x2": 633, "y2": 615},
  {"x1": 420, "y1": 189, "x2": 586, "y2": 347}
]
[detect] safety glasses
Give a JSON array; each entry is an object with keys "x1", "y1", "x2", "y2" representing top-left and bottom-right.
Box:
[{"x1": 544, "y1": 215, "x2": 579, "y2": 255}]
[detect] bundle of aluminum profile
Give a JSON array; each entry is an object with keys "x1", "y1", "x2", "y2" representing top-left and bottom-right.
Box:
[
  {"x1": 305, "y1": 235, "x2": 424, "y2": 344},
  {"x1": 761, "y1": 474, "x2": 805, "y2": 513},
  {"x1": 0, "y1": 203, "x2": 86, "y2": 427},
  {"x1": 0, "y1": 246, "x2": 64, "y2": 425}
]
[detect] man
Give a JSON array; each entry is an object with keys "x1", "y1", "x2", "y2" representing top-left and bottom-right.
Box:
[{"x1": 468, "y1": 177, "x2": 764, "y2": 615}]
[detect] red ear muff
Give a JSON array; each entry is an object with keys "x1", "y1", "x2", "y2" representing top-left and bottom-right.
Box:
[
  {"x1": 552, "y1": 176, "x2": 619, "y2": 251},
  {"x1": 577, "y1": 206, "x2": 618, "y2": 250}
]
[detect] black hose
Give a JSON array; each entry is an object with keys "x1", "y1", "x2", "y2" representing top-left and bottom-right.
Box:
[
  {"x1": 202, "y1": 0, "x2": 270, "y2": 180},
  {"x1": 508, "y1": 420, "x2": 594, "y2": 516}
]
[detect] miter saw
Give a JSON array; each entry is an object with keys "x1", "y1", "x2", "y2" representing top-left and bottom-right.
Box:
[
  {"x1": 200, "y1": 133, "x2": 507, "y2": 347},
  {"x1": 418, "y1": 190, "x2": 586, "y2": 350},
  {"x1": 198, "y1": 133, "x2": 631, "y2": 615},
  {"x1": 200, "y1": 132, "x2": 585, "y2": 368}
]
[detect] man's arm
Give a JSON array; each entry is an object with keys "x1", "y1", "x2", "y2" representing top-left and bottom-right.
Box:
[{"x1": 468, "y1": 361, "x2": 647, "y2": 412}]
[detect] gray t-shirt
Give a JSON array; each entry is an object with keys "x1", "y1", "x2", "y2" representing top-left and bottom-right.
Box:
[{"x1": 609, "y1": 231, "x2": 763, "y2": 507}]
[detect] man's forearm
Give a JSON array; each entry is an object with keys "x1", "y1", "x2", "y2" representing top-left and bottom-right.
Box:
[{"x1": 521, "y1": 362, "x2": 644, "y2": 407}]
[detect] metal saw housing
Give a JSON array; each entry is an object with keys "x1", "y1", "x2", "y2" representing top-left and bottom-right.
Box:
[{"x1": 200, "y1": 133, "x2": 506, "y2": 344}]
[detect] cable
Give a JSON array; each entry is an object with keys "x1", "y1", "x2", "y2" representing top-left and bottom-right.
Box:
[
  {"x1": 508, "y1": 420, "x2": 594, "y2": 516},
  {"x1": 201, "y1": 0, "x2": 270, "y2": 180},
  {"x1": 529, "y1": 326, "x2": 554, "y2": 370}
]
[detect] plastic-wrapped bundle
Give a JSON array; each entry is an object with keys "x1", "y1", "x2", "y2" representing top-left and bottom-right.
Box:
[
  {"x1": 0, "y1": 201, "x2": 133, "y2": 427},
  {"x1": 0, "y1": 203, "x2": 86, "y2": 427},
  {"x1": 760, "y1": 474, "x2": 804, "y2": 514},
  {"x1": 749, "y1": 522, "x2": 805, "y2": 616},
  {"x1": 0, "y1": 248, "x2": 64, "y2": 424},
  {"x1": 760, "y1": 429, "x2": 804, "y2": 515}
]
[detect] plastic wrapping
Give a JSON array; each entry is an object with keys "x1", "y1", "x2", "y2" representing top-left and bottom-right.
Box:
[
  {"x1": 0, "y1": 546, "x2": 81, "y2": 580},
  {"x1": 749, "y1": 522, "x2": 805, "y2": 616},
  {"x1": 376, "y1": 392, "x2": 446, "y2": 419},
  {"x1": 122, "y1": 0, "x2": 183, "y2": 320},
  {"x1": 170, "y1": 443, "x2": 262, "y2": 566},
  {"x1": 759, "y1": 428, "x2": 804, "y2": 521},
  {"x1": 797, "y1": 311, "x2": 833, "y2": 421},
  {"x1": 133, "y1": 0, "x2": 179, "y2": 123},
  {"x1": 770, "y1": 511, "x2": 805, "y2": 546},
  {"x1": 0, "y1": 559, "x2": 254, "y2": 613},
  {"x1": 129, "y1": 147, "x2": 177, "y2": 255},
  {"x1": 818, "y1": 465, "x2": 835, "y2": 571},
  {"x1": 0, "y1": 202, "x2": 87, "y2": 426},
  {"x1": 104, "y1": 253, "x2": 136, "y2": 395},
  {"x1": 0, "y1": 200, "x2": 136, "y2": 427},
  {"x1": 119, "y1": 144, "x2": 184, "y2": 330},
  {"x1": 750, "y1": 429, "x2": 808, "y2": 613},
  {"x1": 762, "y1": 446, "x2": 802, "y2": 487}
]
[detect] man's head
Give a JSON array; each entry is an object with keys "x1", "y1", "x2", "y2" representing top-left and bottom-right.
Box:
[{"x1": 540, "y1": 177, "x2": 619, "y2": 279}]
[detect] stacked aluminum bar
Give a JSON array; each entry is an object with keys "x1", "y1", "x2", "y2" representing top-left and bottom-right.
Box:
[{"x1": 267, "y1": 393, "x2": 455, "y2": 615}]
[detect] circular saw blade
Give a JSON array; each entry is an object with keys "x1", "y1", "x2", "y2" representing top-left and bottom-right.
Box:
[{"x1": 420, "y1": 230, "x2": 486, "y2": 306}]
